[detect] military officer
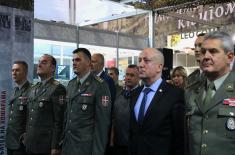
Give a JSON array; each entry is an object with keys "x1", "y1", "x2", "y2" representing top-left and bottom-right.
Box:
[
  {"x1": 6, "y1": 61, "x2": 31, "y2": 155},
  {"x1": 187, "y1": 33, "x2": 206, "y2": 88},
  {"x1": 185, "y1": 32, "x2": 235, "y2": 155},
  {"x1": 61, "y1": 48, "x2": 111, "y2": 155},
  {"x1": 26, "y1": 54, "x2": 66, "y2": 155}
]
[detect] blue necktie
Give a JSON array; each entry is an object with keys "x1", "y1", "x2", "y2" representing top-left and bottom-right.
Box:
[{"x1": 138, "y1": 87, "x2": 152, "y2": 124}]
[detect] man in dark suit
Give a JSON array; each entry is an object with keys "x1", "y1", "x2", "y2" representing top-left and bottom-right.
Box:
[
  {"x1": 185, "y1": 32, "x2": 235, "y2": 155},
  {"x1": 112, "y1": 64, "x2": 141, "y2": 155},
  {"x1": 108, "y1": 67, "x2": 122, "y2": 96},
  {"x1": 129, "y1": 48, "x2": 184, "y2": 155},
  {"x1": 6, "y1": 61, "x2": 31, "y2": 155},
  {"x1": 61, "y1": 48, "x2": 111, "y2": 155},
  {"x1": 26, "y1": 54, "x2": 66, "y2": 155}
]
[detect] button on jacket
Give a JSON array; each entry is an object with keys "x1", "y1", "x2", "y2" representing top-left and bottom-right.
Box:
[
  {"x1": 185, "y1": 71, "x2": 235, "y2": 155},
  {"x1": 61, "y1": 74, "x2": 111, "y2": 155},
  {"x1": 6, "y1": 81, "x2": 31, "y2": 150},
  {"x1": 26, "y1": 78, "x2": 66, "y2": 154}
]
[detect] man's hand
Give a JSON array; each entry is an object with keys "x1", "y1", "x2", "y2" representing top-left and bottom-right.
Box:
[
  {"x1": 51, "y1": 149, "x2": 61, "y2": 155},
  {"x1": 20, "y1": 133, "x2": 26, "y2": 146}
]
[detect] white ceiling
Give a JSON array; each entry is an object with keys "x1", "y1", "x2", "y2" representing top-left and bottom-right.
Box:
[{"x1": 34, "y1": 0, "x2": 143, "y2": 26}]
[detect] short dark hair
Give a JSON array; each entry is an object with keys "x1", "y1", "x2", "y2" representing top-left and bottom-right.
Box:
[
  {"x1": 128, "y1": 64, "x2": 139, "y2": 70},
  {"x1": 73, "y1": 48, "x2": 91, "y2": 60},
  {"x1": 43, "y1": 54, "x2": 57, "y2": 67},
  {"x1": 197, "y1": 33, "x2": 206, "y2": 37},
  {"x1": 13, "y1": 60, "x2": 28, "y2": 73},
  {"x1": 109, "y1": 67, "x2": 119, "y2": 75}
]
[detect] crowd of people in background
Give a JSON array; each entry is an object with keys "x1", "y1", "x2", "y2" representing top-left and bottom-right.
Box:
[{"x1": 6, "y1": 31, "x2": 235, "y2": 155}]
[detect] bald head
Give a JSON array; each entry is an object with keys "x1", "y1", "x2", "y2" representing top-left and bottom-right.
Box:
[
  {"x1": 143, "y1": 48, "x2": 164, "y2": 65},
  {"x1": 91, "y1": 53, "x2": 105, "y2": 74}
]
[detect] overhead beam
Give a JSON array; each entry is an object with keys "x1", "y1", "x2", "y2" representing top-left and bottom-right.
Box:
[
  {"x1": 78, "y1": 9, "x2": 149, "y2": 26},
  {"x1": 119, "y1": 0, "x2": 136, "y2": 4},
  {"x1": 153, "y1": 0, "x2": 202, "y2": 13}
]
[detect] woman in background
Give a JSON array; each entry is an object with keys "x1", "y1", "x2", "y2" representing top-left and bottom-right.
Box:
[{"x1": 171, "y1": 66, "x2": 187, "y2": 89}]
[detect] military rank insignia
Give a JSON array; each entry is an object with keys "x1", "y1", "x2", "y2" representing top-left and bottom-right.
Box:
[
  {"x1": 226, "y1": 117, "x2": 235, "y2": 131},
  {"x1": 95, "y1": 76, "x2": 104, "y2": 83},
  {"x1": 225, "y1": 83, "x2": 234, "y2": 92},
  {"x1": 101, "y1": 96, "x2": 109, "y2": 107}
]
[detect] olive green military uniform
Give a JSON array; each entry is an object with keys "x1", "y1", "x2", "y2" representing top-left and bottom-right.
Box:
[
  {"x1": 186, "y1": 69, "x2": 202, "y2": 89},
  {"x1": 185, "y1": 71, "x2": 235, "y2": 155},
  {"x1": 61, "y1": 73, "x2": 111, "y2": 155},
  {"x1": 6, "y1": 81, "x2": 31, "y2": 155},
  {"x1": 26, "y1": 78, "x2": 66, "y2": 154}
]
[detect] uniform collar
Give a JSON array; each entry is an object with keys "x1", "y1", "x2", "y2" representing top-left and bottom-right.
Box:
[
  {"x1": 78, "y1": 71, "x2": 90, "y2": 85},
  {"x1": 207, "y1": 72, "x2": 229, "y2": 91}
]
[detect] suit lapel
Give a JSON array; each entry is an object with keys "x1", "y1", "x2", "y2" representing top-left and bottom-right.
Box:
[
  {"x1": 9, "y1": 81, "x2": 30, "y2": 104},
  {"x1": 204, "y1": 72, "x2": 235, "y2": 113},
  {"x1": 130, "y1": 86, "x2": 143, "y2": 123},
  {"x1": 33, "y1": 79, "x2": 53, "y2": 101},
  {"x1": 9, "y1": 88, "x2": 21, "y2": 104},
  {"x1": 194, "y1": 81, "x2": 206, "y2": 114},
  {"x1": 143, "y1": 81, "x2": 166, "y2": 124}
]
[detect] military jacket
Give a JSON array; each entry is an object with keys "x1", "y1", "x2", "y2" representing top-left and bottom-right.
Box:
[
  {"x1": 6, "y1": 81, "x2": 31, "y2": 149},
  {"x1": 61, "y1": 74, "x2": 111, "y2": 155},
  {"x1": 185, "y1": 71, "x2": 235, "y2": 155},
  {"x1": 26, "y1": 78, "x2": 66, "y2": 154}
]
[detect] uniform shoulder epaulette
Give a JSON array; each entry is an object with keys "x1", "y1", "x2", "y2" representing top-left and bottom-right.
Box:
[
  {"x1": 32, "y1": 82, "x2": 39, "y2": 88},
  {"x1": 95, "y1": 76, "x2": 104, "y2": 83},
  {"x1": 53, "y1": 80, "x2": 60, "y2": 85},
  {"x1": 68, "y1": 77, "x2": 77, "y2": 84},
  {"x1": 30, "y1": 83, "x2": 34, "y2": 88},
  {"x1": 187, "y1": 69, "x2": 200, "y2": 84},
  {"x1": 185, "y1": 80, "x2": 200, "y2": 90}
]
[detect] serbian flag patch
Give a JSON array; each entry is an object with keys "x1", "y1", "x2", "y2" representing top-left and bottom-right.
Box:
[{"x1": 101, "y1": 96, "x2": 109, "y2": 107}]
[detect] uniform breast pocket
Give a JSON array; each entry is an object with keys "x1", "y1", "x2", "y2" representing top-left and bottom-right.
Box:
[
  {"x1": 218, "y1": 107, "x2": 235, "y2": 138},
  {"x1": 37, "y1": 99, "x2": 50, "y2": 111},
  {"x1": 79, "y1": 97, "x2": 94, "y2": 115},
  {"x1": 16, "y1": 96, "x2": 28, "y2": 112}
]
